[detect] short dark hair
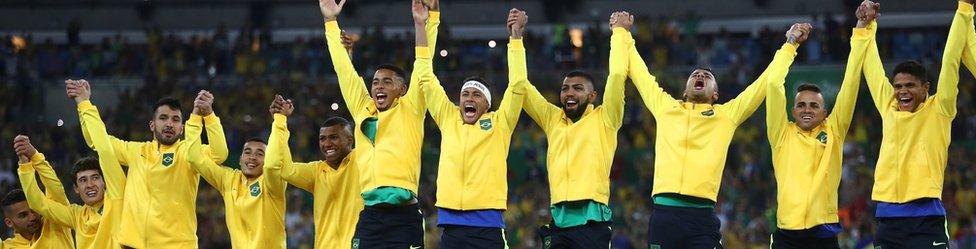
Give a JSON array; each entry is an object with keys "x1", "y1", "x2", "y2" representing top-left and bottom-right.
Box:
[
  {"x1": 321, "y1": 116, "x2": 353, "y2": 135},
  {"x1": 244, "y1": 137, "x2": 267, "y2": 145},
  {"x1": 892, "y1": 60, "x2": 929, "y2": 83},
  {"x1": 461, "y1": 76, "x2": 492, "y2": 90},
  {"x1": 375, "y1": 64, "x2": 407, "y2": 82},
  {"x1": 564, "y1": 70, "x2": 596, "y2": 86},
  {"x1": 2, "y1": 189, "x2": 26, "y2": 209},
  {"x1": 796, "y1": 83, "x2": 822, "y2": 94},
  {"x1": 153, "y1": 97, "x2": 182, "y2": 113},
  {"x1": 72, "y1": 156, "x2": 102, "y2": 181},
  {"x1": 692, "y1": 66, "x2": 714, "y2": 74}
]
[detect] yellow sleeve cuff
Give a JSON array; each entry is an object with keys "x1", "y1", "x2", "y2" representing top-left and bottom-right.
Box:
[
  {"x1": 21, "y1": 153, "x2": 45, "y2": 168},
  {"x1": 77, "y1": 100, "x2": 95, "y2": 111},
  {"x1": 273, "y1": 114, "x2": 287, "y2": 123},
  {"x1": 960, "y1": 1, "x2": 974, "y2": 14},
  {"x1": 429, "y1": 11, "x2": 440, "y2": 21},
  {"x1": 611, "y1": 27, "x2": 630, "y2": 36},
  {"x1": 509, "y1": 39, "x2": 524, "y2": 49},
  {"x1": 852, "y1": 27, "x2": 872, "y2": 39},
  {"x1": 30, "y1": 152, "x2": 45, "y2": 163},
  {"x1": 188, "y1": 114, "x2": 203, "y2": 125},
  {"x1": 781, "y1": 42, "x2": 799, "y2": 52},
  {"x1": 17, "y1": 163, "x2": 32, "y2": 173},
  {"x1": 202, "y1": 113, "x2": 219, "y2": 125},
  {"x1": 324, "y1": 21, "x2": 340, "y2": 32},
  {"x1": 416, "y1": 47, "x2": 432, "y2": 59}
]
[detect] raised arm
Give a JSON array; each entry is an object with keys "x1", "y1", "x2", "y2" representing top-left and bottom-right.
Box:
[
  {"x1": 765, "y1": 24, "x2": 811, "y2": 144},
  {"x1": 420, "y1": 70, "x2": 456, "y2": 126},
  {"x1": 418, "y1": 6, "x2": 454, "y2": 127},
  {"x1": 192, "y1": 90, "x2": 230, "y2": 164},
  {"x1": 521, "y1": 79, "x2": 562, "y2": 132},
  {"x1": 68, "y1": 80, "x2": 141, "y2": 167},
  {"x1": 403, "y1": 0, "x2": 433, "y2": 112},
  {"x1": 424, "y1": 0, "x2": 441, "y2": 54},
  {"x1": 266, "y1": 97, "x2": 317, "y2": 192},
  {"x1": 765, "y1": 65, "x2": 791, "y2": 148},
  {"x1": 602, "y1": 12, "x2": 635, "y2": 129},
  {"x1": 861, "y1": 8, "x2": 894, "y2": 114},
  {"x1": 827, "y1": 11, "x2": 875, "y2": 136},
  {"x1": 263, "y1": 96, "x2": 292, "y2": 197},
  {"x1": 627, "y1": 36, "x2": 676, "y2": 116},
  {"x1": 12, "y1": 141, "x2": 71, "y2": 205},
  {"x1": 961, "y1": 1, "x2": 976, "y2": 94},
  {"x1": 933, "y1": 1, "x2": 973, "y2": 117},
  {"x1": 498, "y1": 9, "x2": 530, "y2": 130},
  {"x1": 15, "y1": 148, "x2": 78, "y2": 228},
  {"x1": 320, "y1": 0, "x2": 371, "y2": 116},
  {"x1": 72, "y1": 80, "x2": 126, "y2": 199},
  {"x1": 725, "y1": 26, "x2": 802, "y2": 124},
  {"x1": 185, "y1": 111, "x2": 235, "y2": 193},
  {"x1": 13, "y1": 136, "x2": 69, "y2": 206}
]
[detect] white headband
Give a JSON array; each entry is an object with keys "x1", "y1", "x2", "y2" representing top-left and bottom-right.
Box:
[{"x1": 460, "y1": 80, "x2": 492, "y2": 106}]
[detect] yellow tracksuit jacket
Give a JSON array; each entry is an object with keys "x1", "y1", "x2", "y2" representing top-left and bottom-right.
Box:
[
  {"x1": 16, "y1": 102, "x2": 127, "y2": 249},
  {"x1": 630, "y1": 41, "x2": 798, "y2": 202},
  {"x1": 79, "y1": 101, "x2": 229, "y2": 248},
  {"x1": 767, "y1": 28, "x2": 870, "y2": 229},
  {"x1": 867, "y1": 2, "x2": 973, "y2": 203},
  {"x1": 521, "y1": 27, "x2": 632, "y2": 206},
  {"x1": 325, "y1": 12, "x2": 439, "y2": 195},
  {"x1": 185, "y1": 116, "x2": 287, "y2": 249},
  {"x1": 8, "y1": 154, "x2": 74, "y2": 249},
  {"x1": 423, "y1": 38, "x2": 527, "y2": 210},
  {"x1": 267, "y1": 114, "x2": 364, "y2": 249}
]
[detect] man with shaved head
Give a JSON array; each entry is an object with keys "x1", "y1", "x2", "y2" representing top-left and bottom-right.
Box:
[{"x1": 764, "y1": 4, "x2": 875, "y2": 247}]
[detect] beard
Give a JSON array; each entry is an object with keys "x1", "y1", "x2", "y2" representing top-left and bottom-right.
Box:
[
  {"x1": 154, "y1": 130, "x2": 180, "y2": 145},
  {"x1": 562, "y1": 99, "x2": 591, "y2": 121}
]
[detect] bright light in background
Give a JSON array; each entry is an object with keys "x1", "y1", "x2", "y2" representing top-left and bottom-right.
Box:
[
  {"x1": 11, "y1": 36, "x2": 26, "y2": 52},
  {"x1": 331, "y1": 102, "x2": 339, "y2": 110},
  {"x1": 57, "y1": 119, "x2": 63, "y2": 127},
  {"x1": 488, "y1": 40, "x2": 496, "y2": 48},
  {"x1": 440, "y1": 49, "x2": 448, "y2": 57},
  {"x1": 569, "y1": 28, "x2": 584, "y2": 48}
]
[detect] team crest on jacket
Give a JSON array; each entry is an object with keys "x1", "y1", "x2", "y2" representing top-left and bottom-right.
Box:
[
  {"x1": 479, "y1": 119, "x2": 493, "y2": 131},
  {"x1": 817, "y1": 131, "x2": 828, "y2": 144},
  {"x1": 249, "y1": 182, "x2": 261, "y2": 197},
  {"x1": 161, "y1": 153, "x2": 175, "y2": 166},
  {"x1": 701, "y1": 109, "x2": 715, "y2": 117}
]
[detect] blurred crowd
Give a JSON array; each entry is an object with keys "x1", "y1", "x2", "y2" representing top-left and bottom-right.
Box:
[{"x1": 2, "y1": 11, "x2": 976, "y2": 249}]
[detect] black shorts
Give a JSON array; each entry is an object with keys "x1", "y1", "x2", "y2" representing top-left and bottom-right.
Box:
[
  {"x1": 440, "y1": 225, "x2": 507, "y2": 249},
  {"x1": 352, "y1": 203, "x2": 425, "y2": 249},
  {"x1": 875, "y1": 216, "x2": 949, "y2": 249},
  {"x1": 537, "y1": 221, "x2": 611, "y2": 249},
  {"x1": 647, "y1": 204, "x2": 723, "y2": 249},
  {"x1": 770, "y1": 227, "x2": 840, "y2": 249}
]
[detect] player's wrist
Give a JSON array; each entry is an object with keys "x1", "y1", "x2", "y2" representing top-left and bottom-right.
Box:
[{"x1": 28, "y1": 152, "x2": 44, "y2": 163}]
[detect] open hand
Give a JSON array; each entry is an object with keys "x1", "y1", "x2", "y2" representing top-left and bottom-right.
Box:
[{"x1": 319, "y1": 0, "x2": 346, "y2": 22}]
